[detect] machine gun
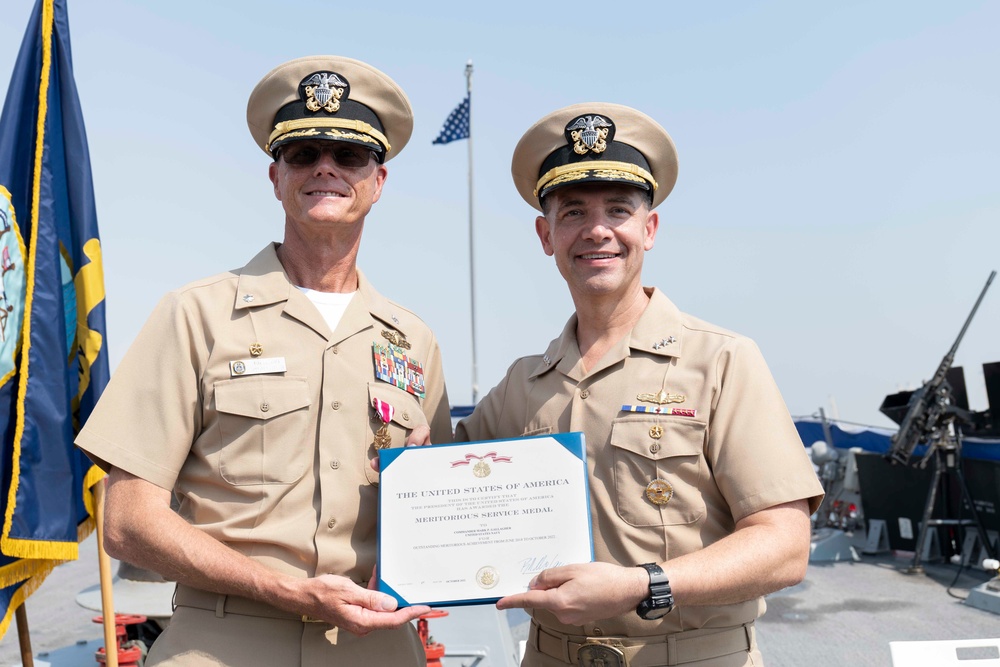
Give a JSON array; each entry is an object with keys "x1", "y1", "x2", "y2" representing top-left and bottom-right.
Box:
[
  {"x1": 879, "y1": 270, "x2": 996, "y2": 572},
  {"x1": 884, "y1": 271, "x2": 996, "y2": 467}
]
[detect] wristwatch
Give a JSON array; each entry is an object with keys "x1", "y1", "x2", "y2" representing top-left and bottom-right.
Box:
[{"x1": 636, "y1": 563, "x2": 674, "y2": 620}]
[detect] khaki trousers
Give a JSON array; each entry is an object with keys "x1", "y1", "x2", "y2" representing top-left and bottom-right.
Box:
[{"x1": 146, "y1": 604, "x2": 425, "y2": 667}]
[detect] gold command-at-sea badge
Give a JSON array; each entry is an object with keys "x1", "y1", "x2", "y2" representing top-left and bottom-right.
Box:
[
  {"x1": 646, "y1": 478, "x2": 674, "y2": 506},
  {"x1": 477, "y1": 566, "x2": 499, "y2": 589}
]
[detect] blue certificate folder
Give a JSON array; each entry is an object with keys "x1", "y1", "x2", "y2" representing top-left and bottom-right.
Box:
[{"x1": 377, "y1": 431, "x2": 593, "y2": 608}]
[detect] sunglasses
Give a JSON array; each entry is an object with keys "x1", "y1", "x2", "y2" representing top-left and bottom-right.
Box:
[{"x1": 278, "y1": 142, "x2": 376, "y2": 169}]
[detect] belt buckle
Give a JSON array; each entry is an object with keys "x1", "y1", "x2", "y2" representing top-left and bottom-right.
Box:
[{"x1": 577, "y1": 640, "x2": 628, "y2": 667}]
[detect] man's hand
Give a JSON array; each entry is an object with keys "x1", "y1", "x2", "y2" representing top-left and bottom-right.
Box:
[
  {"x1": 104, "y1": 467, "x2": 430, "y2": 637},
  {"x1": 495, "y1": 562, "x2": 647, "y2": 626},
  {"x1": 293, "y1": 574, "x2": 430, "y2": 637},
  {"x1": 369, "y1": 424, "x2": 433, "y2": 472}
]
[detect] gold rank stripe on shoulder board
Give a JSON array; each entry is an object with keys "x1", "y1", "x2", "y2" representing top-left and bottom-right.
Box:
[{"x1": 229, "y1": 357, "x2": 287, "y2": 377}]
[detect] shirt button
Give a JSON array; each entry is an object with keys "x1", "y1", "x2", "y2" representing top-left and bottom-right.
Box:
[
  {"x1": 402, "y1": 412, "x2": 410, "y2": 421},
  {"x1": 580, "y1": 389, "x2": 590, "y2": 399},
  {"x1": 328, "y1": 518, "x2": 336, "y2": 529},
  {"x1": 650, "y1": 443, "x2": 661, "y2": 454},
  {"x1": 332, "y1": 346, "x2": 339, "y2": 354},
  {"x1": 332, "y1": 401, "x2": 341, "y2": 410},
  {"x1": 593, "y1": 627, "x2": 603, "y2": 636},
  {"x1": 260, "y1": 402, "x2": 270, "y2": 413},
  {"x1": 330, "y1": 460, "x2": 340, "y2": 469}
]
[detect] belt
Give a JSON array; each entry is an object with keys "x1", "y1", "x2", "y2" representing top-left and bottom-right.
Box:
[
  {"x1": 173, "y1": 585, "x2": 326, "y2": 624},
  {"x1": 530, "y1": 620, "x2": 755, "y2": 667}
]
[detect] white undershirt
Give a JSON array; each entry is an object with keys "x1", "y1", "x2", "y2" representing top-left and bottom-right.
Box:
[{"x1": 297, "y1": 288, "x2": 356, "y2": 333}]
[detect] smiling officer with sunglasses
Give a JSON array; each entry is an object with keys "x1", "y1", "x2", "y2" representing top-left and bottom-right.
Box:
[{"x1": 76, "y1": 56, "x2": 452, "y2": 666}]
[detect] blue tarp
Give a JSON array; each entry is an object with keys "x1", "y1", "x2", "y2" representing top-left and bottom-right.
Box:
[{"x1": 794, "y1": 418, "x2": 1000, "y2": 462}]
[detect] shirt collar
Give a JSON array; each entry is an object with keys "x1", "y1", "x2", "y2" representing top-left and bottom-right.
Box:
[
  {"x1": 528, "y1": 287, "x2": 685, "y2": 381},
  {"x1": 233, "y1": 243, "x2": 412, "y2": 342}
]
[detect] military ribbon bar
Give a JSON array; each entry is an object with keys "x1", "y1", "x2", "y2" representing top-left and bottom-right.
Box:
[{"x1": 621, "y1": 405, "x2": 697, "y2": 418}]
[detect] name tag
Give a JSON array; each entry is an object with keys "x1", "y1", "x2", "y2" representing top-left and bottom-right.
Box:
[{"x1": 230, "y1": 357, "x2": 287, "y2": 376}]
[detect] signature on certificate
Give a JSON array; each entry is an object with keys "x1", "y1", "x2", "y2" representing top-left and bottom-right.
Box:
[{"x1": 519, "y1": 553, "x2": 565, "y2": 575}]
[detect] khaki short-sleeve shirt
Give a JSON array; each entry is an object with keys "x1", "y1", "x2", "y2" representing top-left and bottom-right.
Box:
[
  {"x1": 77, "y1": 244, "x2": 452, "y2": 581},
  {"x1": 456, "y1": 288, "x2": 822, "y2": 639}
]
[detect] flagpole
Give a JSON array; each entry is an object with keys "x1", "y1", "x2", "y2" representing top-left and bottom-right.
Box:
[
  {"x1": 465, "y1": 60, "x2": 479, "y2": 405},
  {"x1": 94, "y1": 479, "x2": 120, "y2": 667}
]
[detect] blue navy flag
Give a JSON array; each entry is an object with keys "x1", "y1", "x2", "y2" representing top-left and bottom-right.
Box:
[
  {"x1": 433, "y1": 95, "x2": 470, "y2": 145},
  {"x1": 0, "y1": 0, "x2": 109, "y2": 638}
]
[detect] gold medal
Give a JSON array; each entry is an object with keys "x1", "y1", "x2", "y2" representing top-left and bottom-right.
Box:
[
  {"x1": 473, "y1": 460, "x2": 491, "y2": 478},
  {"x1": 646, "y1": 478, "x2": 674, "y2": 506},
  {"x1": 373, "y1": 423, "x2": 392, "y2": 449}
]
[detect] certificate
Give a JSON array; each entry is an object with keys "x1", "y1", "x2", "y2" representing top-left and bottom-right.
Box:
[{"x1": 378, "y1": 432, "x2": 593, "y2": 607}]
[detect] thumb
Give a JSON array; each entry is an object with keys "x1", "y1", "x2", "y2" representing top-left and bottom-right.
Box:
[{"x1": 363, "y1": 589, "x2": 398, "y2": 612}]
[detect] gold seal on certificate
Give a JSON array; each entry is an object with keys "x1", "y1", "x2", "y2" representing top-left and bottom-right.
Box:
[
  {"x1": 377, "y1": 432, "x2": 593, "y2": 607},
  {"x1": 477, "y1": 566, "x2": 499, "y2": 589}
]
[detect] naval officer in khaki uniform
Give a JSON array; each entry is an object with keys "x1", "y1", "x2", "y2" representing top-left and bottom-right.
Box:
[
  {"x1": 76, "y1": 56, "x2": 451, "y2": 666},
  {"x1": 456, "y1": 103, "x2": 824, "y2": 666}
]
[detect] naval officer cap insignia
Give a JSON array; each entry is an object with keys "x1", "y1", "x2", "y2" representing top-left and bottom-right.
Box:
[
  {"x1": 247, "y1": 55, "x2": 413, "y2": 162},
  {"x1": 511, "y1": 102, "x2": 679, "y2": 212}
]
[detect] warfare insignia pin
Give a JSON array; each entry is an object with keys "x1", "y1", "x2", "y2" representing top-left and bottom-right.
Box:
[
  {"x1": 249, "y1": 342, "x2": 263, "y2": 357},
  {"x1": 301, "y1": 71, "x2": 348, "y2": 114},
  {"x1": 649, "y1": 425, "x2": 663, "y2": 439},
  {"x1": 565, "y1": 114, "x2": 614, "y2": 155},
  {"x1": 646, "y1": 478, "x2": 674, "y2": 506},
  {"x1": 381, "y1": 329, "x2": 411, "y2": 350},
  {"x1": 637, "y1": 389, "x2": 686, "y2": 405}
]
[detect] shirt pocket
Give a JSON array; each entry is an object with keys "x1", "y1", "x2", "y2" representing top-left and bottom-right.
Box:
[
  {"x1": 610, "y1": 417, "x2": 708, "y2": 527},
  {"x1": 364, "y1": 383, "x2": 430, "y2": 485},
  {"x1": 215, "y1": 376, "x2": 312, "y2": 485}
]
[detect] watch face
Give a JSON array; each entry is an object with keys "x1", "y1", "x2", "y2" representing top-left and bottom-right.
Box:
[
  {"x1": 641, "y1": 604, "x2": 672, "y2": 620},
  {"x1": 637, "y1": 598, "x2": 673, "y2": 620}
]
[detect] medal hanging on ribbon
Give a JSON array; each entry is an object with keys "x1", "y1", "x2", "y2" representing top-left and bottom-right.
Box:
[{"x1": 372, "y1": 398, "x2": 394, "y2": 449}]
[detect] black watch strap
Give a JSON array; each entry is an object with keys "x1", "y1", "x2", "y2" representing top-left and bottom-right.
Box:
[{"x1": 636, "y1": 563, "x2": 674, "y2": 619}]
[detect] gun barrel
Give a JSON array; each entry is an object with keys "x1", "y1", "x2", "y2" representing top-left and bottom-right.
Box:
[{"x1": 950, "y1": 270, "x2": 996, "y2": 358}]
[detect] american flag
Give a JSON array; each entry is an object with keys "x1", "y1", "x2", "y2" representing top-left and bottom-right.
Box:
[{"x1": 432, "y1": 95, "x2": 470, "y2": 145}]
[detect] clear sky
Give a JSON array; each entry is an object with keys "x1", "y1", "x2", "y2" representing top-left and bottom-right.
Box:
[{"x1": 2, "y1": 0, "x2": 998, "y2": 429}]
